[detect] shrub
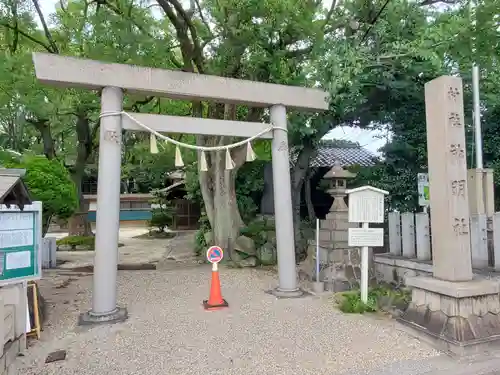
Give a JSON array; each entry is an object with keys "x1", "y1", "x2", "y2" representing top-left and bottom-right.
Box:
[
  {"x1": 336, "y1": 284, "x2": 411, "y2": 314},
  {"x1": 194, "y1": 211, "x2": 211, "y2": 256},
  {"x1": 57, "y1": 235, "x2": 95, "y2": 250},
  {"x1": 3, "y1": 155, "x2": 78, "y2": 235},
  {"x1": 56, "y1": 235, "x2": 125, "y2": 250},
  {"x1": 240, "y1": 217, "x2": 275, "y2": 250},
  {"x1": 337, "y1": 290, "x2": 378, "y2": 314},
  {"x1": 148, "y1": 189, "x2": 174, "y2": 232}
]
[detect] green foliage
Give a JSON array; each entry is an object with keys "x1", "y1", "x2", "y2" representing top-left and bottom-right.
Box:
[
  {"x1": 148, "y1": 190, "x2": 175, "y2": 233},
  {"x1": 235, "y1": 160, "x2": 266, "y2": 223},
  {"x1": 3, "y1": 0, "x2": 500, "y2": 246},
  {"x1": 296, "y1": 218, "x2": 316, "y2": 256},
  {"x1": 194, "y1": 212, "x2": 211, "y2": 256},
  {"x1": 240, "y1": 217, "x2": 275, "y2": 250},
  {"x1": 337, "y1": 285, "x2": 411, "y2": 314},
  {"x1": 186, "y1": 159, "x2": 267, "y2": 226},
  {"x1": 122, "y1": 136, "x2": 196, "y2": 193},
  {"x1": 0, "y1": 149, "x2": 20, "y2": 164},
  {"x1": 338, "y1": 290, "x2": 378, "y2": 314},
  {"x1": 56, "y1": 235, "x2": 95, "y2": 250},
  {"x1": 4, "y1": 155, "x2": 77, "y2": 234},
  {"x1": 56, "y1": 235, "x2": 125, "y2": 250}
]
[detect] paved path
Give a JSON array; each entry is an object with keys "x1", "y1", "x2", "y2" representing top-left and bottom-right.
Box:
[
  {"x1": 52, "y1": 229, "x2": 197, "y2": 270},
  {"x1": 343, "y1": 353, "x2": 500, "y2": 375},
  {"x1": 14, "y1": 265, "x2": 441, "y2": 375}
]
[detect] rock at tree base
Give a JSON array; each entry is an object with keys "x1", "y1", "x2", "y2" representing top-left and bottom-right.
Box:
[
  {"x1": 239, "y1": 256, "x2": 257, "y2": 267},
  {"x1": 234, "y1": 235, "x2": 257, "y2": 257},
  {"x1": 258, "y1": 242, "x2": 276, "y2": 265}
]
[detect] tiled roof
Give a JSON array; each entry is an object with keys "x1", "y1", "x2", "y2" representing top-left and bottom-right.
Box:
[
  {"x1": 312, "y1": 145, "x2": 377, "y2": 167},
  {"x1": 291, "y1": 145, "x2": 377, "y2": 168}
]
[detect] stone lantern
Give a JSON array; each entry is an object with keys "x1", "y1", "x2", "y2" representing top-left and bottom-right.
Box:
[{"x1": 323, "y1": 160, "x2": 357, "y2": 211}]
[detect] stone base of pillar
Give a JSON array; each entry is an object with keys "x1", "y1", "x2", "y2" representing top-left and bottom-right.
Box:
[
  {"x1": 398, "y1": 276, "x2": 500, "y2": 356},
  {"x1": 78, "y1": 306, "x2": 128, "y2": 326},
  {"x1": 268, "y1": 287, "x2": 305, "y2": 298}
]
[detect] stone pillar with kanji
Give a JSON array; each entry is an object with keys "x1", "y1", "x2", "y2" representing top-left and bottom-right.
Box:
[{"x1": 399, "y1": 76, "x2": 500, "y2": 355}]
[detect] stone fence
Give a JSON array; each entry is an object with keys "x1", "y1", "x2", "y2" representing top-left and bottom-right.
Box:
[{"x1": 374, "y1": 211, "x2": 500, "y2": 284}]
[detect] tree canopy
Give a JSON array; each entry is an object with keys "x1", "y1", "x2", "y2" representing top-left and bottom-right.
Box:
[{"x1": 1, "y1": 0, "x2": 499, "y2": 256}]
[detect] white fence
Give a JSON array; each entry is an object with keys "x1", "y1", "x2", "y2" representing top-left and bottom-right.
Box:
[
  {"x1": 387, "y1": 212, "x2": 500, "y2": 270},
  {"x1": 41, "y1": 237, "x2": 57, "y2": 269}
]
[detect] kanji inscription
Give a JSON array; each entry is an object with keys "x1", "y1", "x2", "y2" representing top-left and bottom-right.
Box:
[
  {"x1": 452, "y1": 218, "x2": 469, "y2": 235},
  {"x1": 448, "y1": 112, "x2": 462, "y2": 127},
  {"x1": 447, "y1": 86, "x2": 460, "y2": 100},
  {"x1": 451, "y1": 179, "x2": 466, "y2": 196},
  {"x1": 449, "y1": 144, "x2": 465, "y2": 159}
]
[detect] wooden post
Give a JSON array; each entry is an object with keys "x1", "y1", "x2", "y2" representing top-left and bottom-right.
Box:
[
  {"x1": 388, "y1": 212, "x2": 402, "y2": 256},
  {"x1": 401, "y1": 212, "x2": 416, "y2": 258},
  {"x1": 415, "y1": 212, "x2": 431, "y2": 261}
]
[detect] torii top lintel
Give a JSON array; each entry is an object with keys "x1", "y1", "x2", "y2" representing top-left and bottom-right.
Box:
[{"x1": 32, "y1": 53, "x2": 329, "y2": 112}]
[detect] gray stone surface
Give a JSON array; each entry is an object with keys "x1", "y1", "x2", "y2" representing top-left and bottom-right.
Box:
[
  {"x1": 341, "y1": 352, "x2": 500, "y2": 375},
  {"x1": 78, "y1": 307, "x2": 128, "y2": 326},
  {"x1": 32, "y1": 53, "x2": 329, "y2": 111},
  {"x1": 424, "y1": 76, "x2": 473, "y2": 281},
  {"x1": 12, "y1": 267, "x2": 439, "y2": 375},
  {"x1": 56, "y1": 228, "x2": 182, "y2": 270},
  {"x1": 234, "y1": 235, "x2": 257, "y2": 257},
  {"x1": 258, "y1": 242, "x2": 276, "y2": 265},
  {"x1": 406, "y1": 276, "x2": 500, "y2": 298},
  {"x1": 1, "y1": 334, "x2": 24, "y2": 375},
  {"x1": 399, "y1": 279, "x2": 500, "y2": 355}
]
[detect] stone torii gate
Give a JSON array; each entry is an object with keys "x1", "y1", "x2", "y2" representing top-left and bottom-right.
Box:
[{"x1": 32, "y1": 53, "x2": 329, "y2": 325}]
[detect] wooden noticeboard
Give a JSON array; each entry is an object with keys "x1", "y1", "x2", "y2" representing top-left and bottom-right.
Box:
[
  {"x1": 346, "y1": 186, "x2": 389, "y2": 224},
  {"x1": 0, "y1": 202, "x2": 42, "y2": 286}
]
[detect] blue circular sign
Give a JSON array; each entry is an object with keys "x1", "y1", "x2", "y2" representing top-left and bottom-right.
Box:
[{"x1": 206, "y1": 246, "x2": 223, "y2": 264}]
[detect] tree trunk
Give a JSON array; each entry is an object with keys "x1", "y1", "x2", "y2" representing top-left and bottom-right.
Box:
[
  {"x1": 210, "y1": 151, "x2": 244, "y2": 258},
  {"x1": 68, "y1": 170, "x2": 93, "y2": 236},
  {"x1": 305, "y1": 170, "x2": 316, "y2": 221},
  {"x1": 68, "y1": 114, "x2": 93, "y2": 237},
  {"x1": 291, "y1": 145, "x2": 316, "y2": 258},
  {"x1": 41, "y1": 213, "x2": 52, "y2": 238},
  {"x1": 31, "y1": 120, "x2": 56, "y2": 159},
  {"x1": 198, "y1": 154, "x2": 244, "y2": 259},
  {"x1": 197, "y1": 105, "x2": 246, "y2": 261}
]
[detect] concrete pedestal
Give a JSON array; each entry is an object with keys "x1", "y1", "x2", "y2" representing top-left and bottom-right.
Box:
[
  {"x1": 311, "y1": 281, "x2": 325, "y2": 294},
  {"x1": 399, "y1": 276, "x2": 500, "y2": 356},
  {"x1": 78, "y1": 307, "x2": 128, "y2": 326},
  {"x1": 269, "y1": 288, "x2": 305, "y2": 298}
]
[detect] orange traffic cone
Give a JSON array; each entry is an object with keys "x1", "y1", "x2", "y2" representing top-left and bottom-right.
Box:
[{"x1": 203, "y1": 267, "x2": 229, "y2": 310}]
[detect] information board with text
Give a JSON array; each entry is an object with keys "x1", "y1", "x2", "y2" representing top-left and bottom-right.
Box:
[{"x1": 0, "y1": 202, "x2": 42, "y2": 286}]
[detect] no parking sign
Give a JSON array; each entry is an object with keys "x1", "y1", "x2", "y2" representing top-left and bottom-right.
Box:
[{"x1": 206, "y1": 246, "x2": 223, "y2": 264}]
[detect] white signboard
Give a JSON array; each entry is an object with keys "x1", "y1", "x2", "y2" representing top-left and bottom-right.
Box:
[
  {"x1": 0, "y1": 202, "x2": 42, "y2": 286},
  {"x1": 348, "y1": 228, "x2": 384, "y2": 247},
  {"x1": 417, "y1": 173, "x2": 430, "y2": 206},
  {"x1": 0, "y1": 212, "x2": 34, "y2": 231},
  {"x1": 0, "y1": 230, "x2": 34, "y2": 248},
  {"x1": 6, "y1": 251, "x2": 31, "y2": 270},
  {"x1": 347, "y1": 186, "x2": 388, "y2": 223}
]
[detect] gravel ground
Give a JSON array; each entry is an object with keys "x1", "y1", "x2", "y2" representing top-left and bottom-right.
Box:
[{"x1": 14, "y1": 266, "x2": 440, "y2": 375}]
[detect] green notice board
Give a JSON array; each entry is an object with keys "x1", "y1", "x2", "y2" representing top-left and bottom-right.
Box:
[{"x1": 0, "y1": 202, "x2": 42, "y2": 286}]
